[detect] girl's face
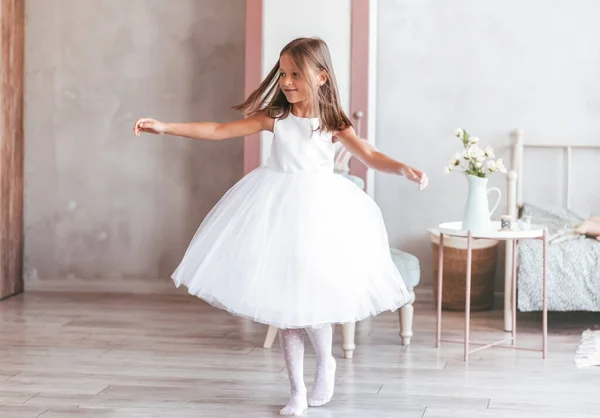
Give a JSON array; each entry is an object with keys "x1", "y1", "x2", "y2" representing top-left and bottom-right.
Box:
[{"x1": 279, "y1": 53, "x2": 324, "y2": 105}]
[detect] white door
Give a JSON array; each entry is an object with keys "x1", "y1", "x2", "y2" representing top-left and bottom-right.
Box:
[{"x1": 243, "y1": 0, "x2": 377, "y2": 197}]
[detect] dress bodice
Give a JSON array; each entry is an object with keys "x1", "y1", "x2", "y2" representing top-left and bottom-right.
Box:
[{"x1": 266, "y1": 114, "x2": 334, "y2": 174}]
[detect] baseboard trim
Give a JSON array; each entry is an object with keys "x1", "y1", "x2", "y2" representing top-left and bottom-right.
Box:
[
  {"x1": 24, "y1": 281, "x2": 506, "y2": 302},
  {"x1": 413, "y1": 285, "x2": 506, "y2": 308},
  {"x1": 25, "y1": 278, "x2": 186, "y2": 294}
]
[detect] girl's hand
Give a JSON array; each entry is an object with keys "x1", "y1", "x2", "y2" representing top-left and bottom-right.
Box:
[
  {"x1": 399, "y1": 164, "x2": 428, "y2": 190},
  {"x1": 133, "y1": 118, "x2": 167, "y2": 136},
  {"x1": 332, "y1": 126, "x2": 429, "y2": 190}
]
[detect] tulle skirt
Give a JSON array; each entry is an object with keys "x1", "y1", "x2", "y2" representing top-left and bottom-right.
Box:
[{"x1": 171, "y1": 166, "x2": 411, "y2": 329}]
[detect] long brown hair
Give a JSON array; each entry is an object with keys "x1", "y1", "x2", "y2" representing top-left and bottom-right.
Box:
[{"x1": 233, "y1": 37, "x2": 352, "y2": 133}]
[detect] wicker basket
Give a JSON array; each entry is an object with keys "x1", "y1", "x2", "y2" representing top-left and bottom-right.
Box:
[{"x1": 429, "y1": 229, "x2": 499, "y2": 311}]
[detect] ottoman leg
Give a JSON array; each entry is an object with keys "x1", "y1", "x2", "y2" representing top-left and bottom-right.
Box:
[
  {"x1": 399, "y1": 290, "x2": 415, "y2": 346},
  {"x1": 341, "y1": 322, "x2": 356, "y2": 359}
]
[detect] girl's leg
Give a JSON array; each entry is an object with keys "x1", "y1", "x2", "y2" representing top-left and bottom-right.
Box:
[
  {"x1": 305, "y1": 325, "x2": 336, "y2": 407},
  {"x1": 278, "y1": 328, "x2": 308, "y2": 416}
]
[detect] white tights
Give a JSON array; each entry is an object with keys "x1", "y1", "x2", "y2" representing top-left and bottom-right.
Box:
[{"x1": 278, "y1": 325, "x2": 336, "y2": 416}]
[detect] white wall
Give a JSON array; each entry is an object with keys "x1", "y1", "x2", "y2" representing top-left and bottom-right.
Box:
[
  {"x1": 260, "y1": 0, "x2": 351, "y2": 164},
  {"x1": 376, "y1": 0, "x2": 600, "y2": 286}
]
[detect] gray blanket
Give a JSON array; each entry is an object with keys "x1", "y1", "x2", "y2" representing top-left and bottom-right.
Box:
[{"x1": 517, "y1": 203, "x2": 600, "y2": 312}]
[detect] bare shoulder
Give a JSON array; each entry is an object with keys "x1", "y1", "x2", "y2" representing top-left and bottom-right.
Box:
[
  {"x1": 332, "y1": 125, "x2": 358, "y2": 143},
  {"x1": 251, "y1": 111, "x2": 275, "y2": 133}
]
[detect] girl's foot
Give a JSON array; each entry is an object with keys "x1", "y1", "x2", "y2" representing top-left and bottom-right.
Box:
[
  {"x1": 308, "y1": 356, "x2": 336, "y2": 407},
  {"x1": 280, "y1": 390, "x2": 308, "y2": 416}
]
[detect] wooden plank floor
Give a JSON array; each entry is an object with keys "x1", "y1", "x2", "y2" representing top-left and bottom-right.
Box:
[{"x1": 0, "y1": 288, "x2": 598, "y2": 417}]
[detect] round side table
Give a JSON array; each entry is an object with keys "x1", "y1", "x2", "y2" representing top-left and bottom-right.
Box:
[{"x1": 435, "y1": 221, "x2": 548, "y2": 361}]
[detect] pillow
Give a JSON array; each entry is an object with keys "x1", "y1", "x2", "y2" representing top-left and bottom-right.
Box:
[{"x1": 520, "y1": 202, "x2": 585, "y2": 235}]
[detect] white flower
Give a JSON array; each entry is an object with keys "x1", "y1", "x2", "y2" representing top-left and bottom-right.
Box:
[
  {"x1": 496, "y1": 158, "x2": 507, "y2": 174},
  {"x1": 468, "y1": 144, "x2": 486, "y2": 161},
  {"x1": 449, "y1": 153, "x2": 461, "y2": 167},
  {"x1": 446, "y1": 127, "x2": 506, "y2": 177}
]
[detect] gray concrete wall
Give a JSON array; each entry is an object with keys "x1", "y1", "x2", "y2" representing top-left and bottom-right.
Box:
[
  {"x1": 376, "y1": 0, "x2": 600, "y2": 287},
  {"x1": 24, "y1": 0, "x2": 245, "y2": 285}
]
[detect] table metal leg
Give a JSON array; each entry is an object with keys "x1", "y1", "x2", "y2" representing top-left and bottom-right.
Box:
[
  {"x1": 543, "y1": 229, "x2": 548, "y2": 359},
  {"x1": 436, "y1": 227, "x2": 547, "y2": 361},
  {"x1": 465, "y1": 231, "x2": 472, "y2": 361},
  {"x1": 436, "y1": 233, "x2": 444, "y2": 348},
  {"x1": 504, "y1": 241, "x2": 513, "y2": 332},
  {"x1": 512, "y1": 239, "x2": 518, "y2": 346}
]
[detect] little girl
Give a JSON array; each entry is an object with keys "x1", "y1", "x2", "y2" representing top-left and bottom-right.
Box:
[{"x1": 134, "y1": 37, "x2": 427, "y2": 416}]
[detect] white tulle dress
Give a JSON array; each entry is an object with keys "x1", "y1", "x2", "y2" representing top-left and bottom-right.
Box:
[{"x1": 171, "y1": 113, "x2": 411, "y2": 329}]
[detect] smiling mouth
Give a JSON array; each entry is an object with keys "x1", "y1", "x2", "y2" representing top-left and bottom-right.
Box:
[{"x1": 284, "y1": 89, "x2": 297, "y2": 92}]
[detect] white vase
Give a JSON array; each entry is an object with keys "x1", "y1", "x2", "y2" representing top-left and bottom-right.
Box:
[{"x1": 461, "y1": 174, "x2": 501, "y2": 232}]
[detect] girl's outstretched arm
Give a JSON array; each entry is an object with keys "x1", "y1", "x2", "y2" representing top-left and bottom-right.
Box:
[
  {"x1": 133, "y1": 112, "x2": 274, "y2": 141},
  {"x1": 335, "y1": 126, "x2": 428, "y2": 190}
]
